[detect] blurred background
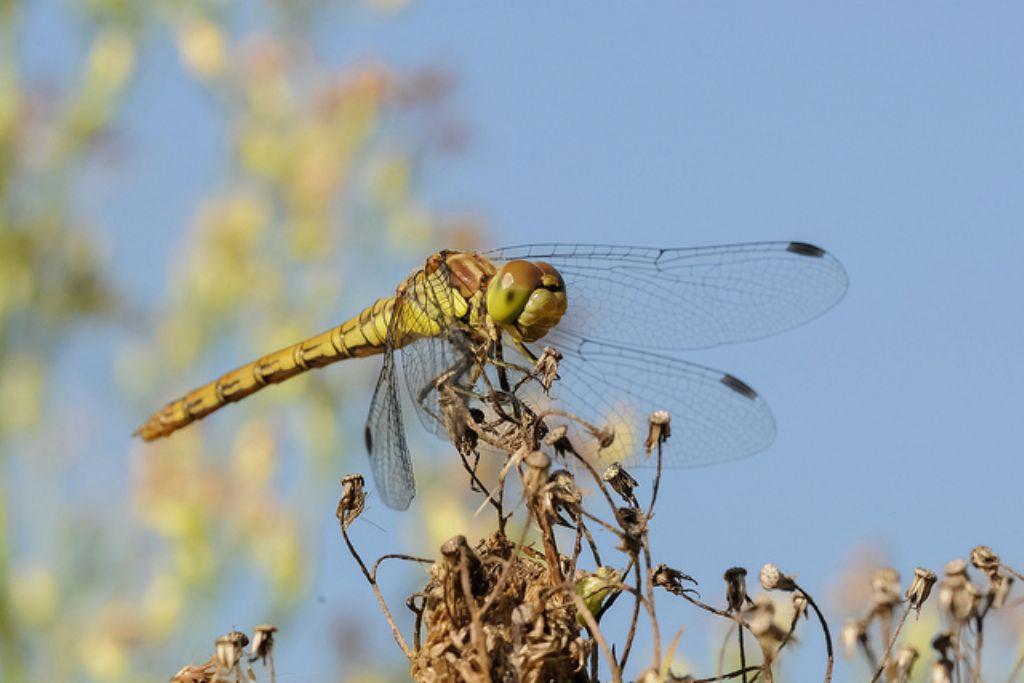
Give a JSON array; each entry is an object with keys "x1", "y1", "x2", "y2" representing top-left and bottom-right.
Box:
[{"x1": 2, "y1": 2, "x2": 1023, "y2": 681}]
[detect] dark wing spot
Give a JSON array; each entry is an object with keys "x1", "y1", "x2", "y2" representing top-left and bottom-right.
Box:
[
  {"x1": 786, "y1": 242, "x2": 826, "y2": 258},
  {"x1": 364, "y1": 424, "x2": 373, "y2": 452},
  {"x1": 720, "y1": 373, "x2": 758, "y2": 400},
  {"x1": 506, "y1": 291, "x2": 515, "y2": 302}
]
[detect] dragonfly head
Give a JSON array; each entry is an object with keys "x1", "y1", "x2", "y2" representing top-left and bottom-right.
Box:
[{"x1": 486, "y1": 260, "x2": 567, "y2": 342}]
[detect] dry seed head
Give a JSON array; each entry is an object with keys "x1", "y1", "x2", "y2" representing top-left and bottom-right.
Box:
[
  {"x1": 931, "y1": 632, "x2": 955, "y2": 659},
  {"x1": 532, "y1": 346, "x2": 562, "y2": 392},
  {"x1": 938, "y1": 563, "x2": 978, "y2": 624},
  {"x1": 871, "y1": 567, "x2": 902, "y2": 610},
  {"x1": 840, "y1": 619, "x2": 866, "y2": 659},
  {"x1": 970, "y1": 545, "x2": 1000, "y2": 576},
  {"x1": 440, "y1": 534, "x2": 469, "y2": 561},
  {"x1": 906, "y1": 567, "x2": 937, "y2": 613},
  {"x1": 792, "y1": 592, "x2": 808, "y2": 620},
  {"x1": 653, "y1": 563, "x2": 698, "y2": 597},
  {"x1": 989, "y1": 572, "x2": 1013, "y2": 609},
  {"x1": 596, "y1": 425, "x2": 616, "y2": 449},
  {"x1": 549, "y1": 469, "x2": 582, "y2": 513},
  {"x1": 744, "y1": 595, "x2": 787, "y2": 652},
  {"x1": 644, "y1": 410, "x2": 671, "y2": 455},
  {"x1": 542, "y1": 424, "x2": 575, "y2": 459},
  {"x1": 759, "y1": 563, "x2": 797, "y2": 592},
  {"x1": 723, "y1": 567, "x2": 748, "y2": 612},
  {"x1": 214, "y1": 631, "x2": 249, "y2": 674},
  {"x1": 337, "y1": 474, "x2": 366, "y2": 530},
  {"x1": 602, "y1": 462, "x2": 640, "y2": 508},
  {"x1": 929, "y1": 659, "x2": 953, "y2": 683},
  {"x1": 249, "y1": 624, "x2": 277, "y2": 664},
  {"x1": 895, "y1": 645, "x2": 919, "y2": 679}
]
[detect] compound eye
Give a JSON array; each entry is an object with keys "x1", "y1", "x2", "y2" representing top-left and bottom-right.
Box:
[{"x1": 486, "y1": 260, "x2": 542, "y2": 324}]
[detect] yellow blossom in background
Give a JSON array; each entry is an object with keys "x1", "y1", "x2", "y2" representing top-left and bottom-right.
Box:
[
  {"x1": 177, "y1": 16, "x2": 227, "y2": 80},
  {"x1": 9, "y1": 565, "x2": 58, "y2": 628},
  {"x1": 142, "y1": 574, "x2": 185, "y2": 641},
  {"x1": 0, "y1": 352, "x2": 44, "y2": 434}
]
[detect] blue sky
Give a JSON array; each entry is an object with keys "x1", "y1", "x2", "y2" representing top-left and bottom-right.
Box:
[{"x1": 28, "y1": 2, "x2": 1024, "y2": 681}]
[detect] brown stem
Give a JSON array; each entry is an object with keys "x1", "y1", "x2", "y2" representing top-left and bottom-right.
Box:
[{"x1": 339, "y1": 523, "x2": 414, "y2": 658}]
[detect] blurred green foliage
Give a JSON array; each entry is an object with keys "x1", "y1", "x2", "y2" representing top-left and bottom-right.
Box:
[{"x1": 0, "y1": 0, "x2": 478, "y2": 680}]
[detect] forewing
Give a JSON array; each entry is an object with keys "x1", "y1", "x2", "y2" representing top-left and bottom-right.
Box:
[
  {"x1": 543, "y1": 339, "x2": 777, "y2": 470},
  {"x1": 484, "y1": 242, "x2": 848, "y2": 351}
]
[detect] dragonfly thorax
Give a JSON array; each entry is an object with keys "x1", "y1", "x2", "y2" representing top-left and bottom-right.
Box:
[{"x1": 485, "y1": 259, "x2": 568, "y2": 343}]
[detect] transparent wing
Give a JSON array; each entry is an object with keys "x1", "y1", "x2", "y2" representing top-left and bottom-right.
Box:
[
  {"x1": 401, "y1": 333, "x2": 472, "y2": 438},
  {"x1": 539, "y1": 338, "x2": 777, "y2": 469},
  {"x1": 483, "y1": 242, "x2": 848, "y2": 351},
  {"x1": 364, "y1": 341, "x2": 415, "y2": 510}
]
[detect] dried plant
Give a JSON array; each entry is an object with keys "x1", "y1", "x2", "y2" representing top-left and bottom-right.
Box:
[
  {"x1": 837, "y1": 546, "x2": 1023, "y2": 683},
  {"x1": 333, "y1": 348, "x2": 836, "y2": 682}
]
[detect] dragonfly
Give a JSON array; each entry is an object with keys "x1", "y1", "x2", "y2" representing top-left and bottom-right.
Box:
[{"x1": 136, "y1": 242, "x2": 847, "y2": 510}]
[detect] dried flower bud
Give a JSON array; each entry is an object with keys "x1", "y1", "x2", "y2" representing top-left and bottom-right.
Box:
[
  {"x1": 644, "y1": 410, "x2": 671, "y2": 456},
  {"x1": 724, "y1": 567, "x2": 748, "y2": 612},
  {"x1": 895, "y1": 645, "x2": 919, "y2": 680},
  {"x1": 549, "y1": 469, "x2": 582, "y2": 524},
  {"x1": 871, "y1": 567, "x2": 902, "y2": 610},
  {"x1": 989, "y1": 573, "x2": 1013, "y2": 609},
  {"x1": 602, "y1": 463, "x2": 639, "y2": 508},
  {"x1": 759, "y1": 563, "x2": 797, "y2": 592},
  {"x1": 929, "y1": 659, "x2": 953, "y2": 683},
  {"x1": 792, "y1": 593, "x2": 808, "y2": 620},
  {"x1": 840, "y1": 619, "x2": 866, "y2": 659},
  {"x1": 596, "y1": 426, "x2": 616, "y2": 449},
  {"x1": 938, "y1": 563, "x2": 978, "y2": 624},
  {"x1": 945, "y1": 559, "x2": 968, "y2": 577},
  {"x1": 652, "y1": 563, "x2": 698, "y2": 597},
  {"x1": 743, "y1": 595, "x2": 787, "y2": 653},
  {"x1": 931, "y1": 632, "x2": 955, "y2": 659},
  {"x1": 522, "y1": 449, "x2": 551, "y2": 502},
  {"x1": 543, "y1": 424, "x2": 575, "y2": 457},
  {"x1": 249, "y1": 624, "x2": 277, "y2": 664},
  {"x1": 215, "y1": 631, "x2": 249, "y2": 674},
  {"x1": 532, "y1": 346, "x2": 562, "y2": 392},
  {"x1": 337, "y1": 474, "x2": 366, "y2": 530},
  {"x1": 970, "y1": 545, "x2": 1000, "y2": 577},
  {"x1": 906, "y1": 567, "x2": 937, "y2": 613}
]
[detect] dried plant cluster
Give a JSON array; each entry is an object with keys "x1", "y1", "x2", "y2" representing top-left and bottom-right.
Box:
[
  {"x1": 840, "y1": 546, "x2": 1023, "y2": 683},
  {"x1": 171, "y1": 625, "x2": 277, "y2": 683},
  {"x1": 334, "y1": 348, "x2": 837, "y2": 683}
]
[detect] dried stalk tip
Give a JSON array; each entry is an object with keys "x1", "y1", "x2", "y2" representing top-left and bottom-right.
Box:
[
  {"x1": 906, "y1": 567, "x2": 936, "y2": 613},
  {"x1": 652, "y1": 563, "x2": 698, "y2": 597},
  {"x1": 337, "y1": 474, "x2": 366, "y2": 530},
  {"x1": 644, "y1": 410, "x2": 672, "y2": 456},
  {"x1": 602, "y1": 463, "x2": 639, "y2": 508},
  {"x1": 249, "y1": 624, "x2": 278, "y2": 664},
  {"x1": 723, "y1": 566, "x2": 748, "y2": 612},
  {"x1": 759, "y1": 563, "x2": 797, "y2": 592}
]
